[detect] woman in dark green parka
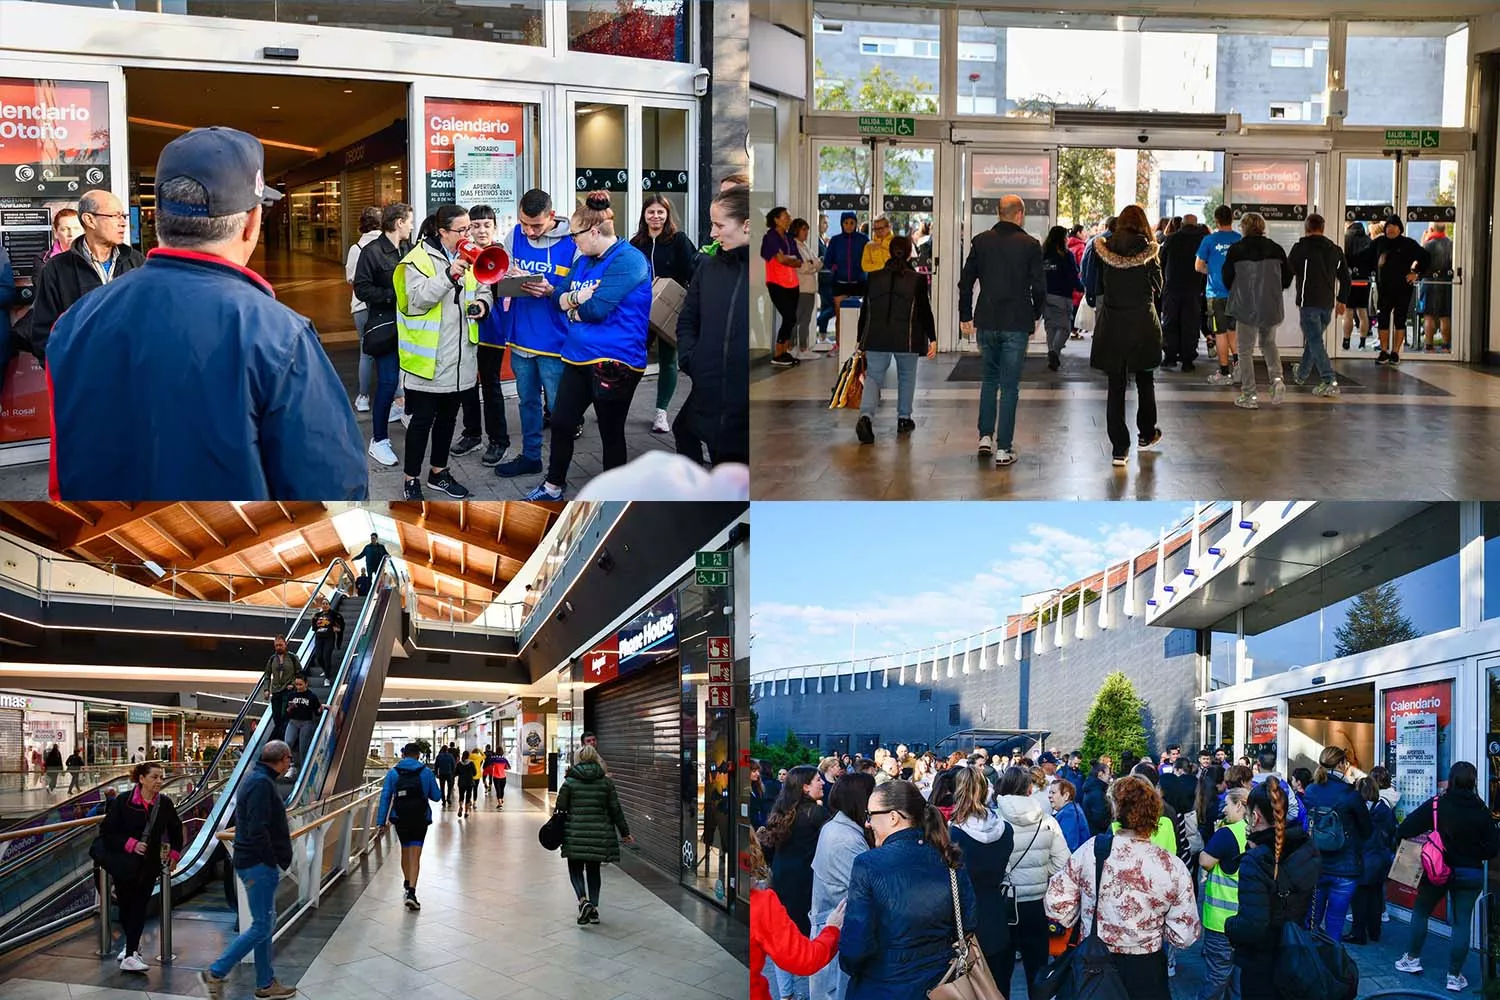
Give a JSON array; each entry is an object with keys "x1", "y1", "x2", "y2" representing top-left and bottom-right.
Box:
[{"x1": 557, "y1": 744, "x2": 634, "y2": 925}]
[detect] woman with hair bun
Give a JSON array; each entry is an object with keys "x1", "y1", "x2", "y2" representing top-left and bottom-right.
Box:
[
  {"x1": 99, "y1": 760, "x2": 185, "y2": 974},
  {"x1": 1045, "y1": 774, "x2": 1200, "y2": 999},
  {"x1": 1225, "y1": 773, "x2": 1321, "y2": 1000},
  {"x1": 840, "y1": 779, "x2": 976, "y2": 1000},
  {"x1": 523, "y1": 190, "x2": 652, "y2": 500}
]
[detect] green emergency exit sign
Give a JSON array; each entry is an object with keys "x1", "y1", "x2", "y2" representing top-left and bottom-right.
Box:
[
  {"x1": 696, "y1": 550, "x2": 731, "y2": 570},
  {"x1": 1383, "y1": 129, "x2": 1440, "y2": 150},
  {"x1": 858, "y1": 115, "x2": 916, "y2": 137}
]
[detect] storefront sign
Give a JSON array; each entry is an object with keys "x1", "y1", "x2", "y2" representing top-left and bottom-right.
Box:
[
  {"x1": 0, "y1": 79, "x2": 111, "y2": 199},
  {"x1": 1229, "y1": 159, "x2": 1308, "y2": 222},
  {"x1": 423, "y1": 98, "x2": 527, "y2": 216},
  {"x1": 1247, "y1": 708, "x2": 1278, "y2": 745},
  {"x1": 707, "y1": 684, "x2": 733, "y2": 708},
  {"x1": 0, "y1": 694, "x2": 31, "y2": 709},
  {"x1": 583, "y1": 635, "x2": 620, "y2": 684},
  {"x1": 617, "y1": 593, "x2": 677, "y2": 672},
  {"x1": 1383, "y1": 128, "x2": 1440, "y2": 150}
]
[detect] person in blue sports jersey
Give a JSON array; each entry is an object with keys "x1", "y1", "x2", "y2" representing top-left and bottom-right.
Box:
[
  {"x1": 1195, "y1": 204, "x2": 1243, "y2": 386},
  {"x1": 523, "y1": 191, "x2": 651, "y2": 500},
  {"x1": 494, "y1": 189, "x2": 577, "y2": 479}
]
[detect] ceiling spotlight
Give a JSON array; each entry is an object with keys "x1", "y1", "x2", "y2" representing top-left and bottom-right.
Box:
[
  {"x1": 1322, "y1": 530, "x2": 1339, "y2": 538},
  {"x1": 343, "y1": 89, "x2": 353, "y2": 94}
]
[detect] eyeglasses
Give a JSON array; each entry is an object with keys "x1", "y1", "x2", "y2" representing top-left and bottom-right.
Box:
[
  {"x1": 865, "y1": 809, "x2": 901, "y2": 823},
  {"x1": 443, "y1": 226, "x2": 469, "y2": 235},
  {"x1": 85, "y1": 211, "x2": 128, "y2": 222}
]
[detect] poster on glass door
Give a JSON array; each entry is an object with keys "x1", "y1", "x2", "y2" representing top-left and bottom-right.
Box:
[
  {"x1": 1383, "y1": 679, "x2": 1452, "y2": 818},
  {"x1": 453, "y1": 137, "x2": 519, "y2": 233},
  {"x1": 969, "y1": 154, "x2": 1051, "y2": 219},
  {"x1": 1229, "y1": 159, "x2": 1308, "y2": 222}
]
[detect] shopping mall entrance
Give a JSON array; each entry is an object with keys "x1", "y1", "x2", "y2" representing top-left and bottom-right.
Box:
[{"x1": 806, "y1": 128, "x2": 1471, "y2": 362}]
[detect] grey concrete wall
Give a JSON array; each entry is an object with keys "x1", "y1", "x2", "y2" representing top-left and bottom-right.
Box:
[
  {"x1": 1214, "y1": 36, "x2": 1327, "y2": 125},
  {"x1": 754, "y1": 565, "x2": 1202, "y2": 758}
]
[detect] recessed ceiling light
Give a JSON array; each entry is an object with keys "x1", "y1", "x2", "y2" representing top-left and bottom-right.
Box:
[
  {"x1": 1322, "y1": 530, "x2": 1339, "y2": 538},
  {"x1": 271, "y1": 105, "x2": 280, "y2": 110},
  {"x1": 343, "y1": 89, "x2": 353, "y2": 94}
]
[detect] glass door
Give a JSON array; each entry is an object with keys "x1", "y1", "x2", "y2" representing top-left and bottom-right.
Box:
[
  {"x1": 813, "y1": 141, "x2": 873, "y2": 354},
  {"x1": 1339, "y1": 156, "x2": 1397, "y2": 360},
  {"x1": 1225, "y1": 155, "x2": 1314, "y2": 353},
  {"x1": 959, "y1": 148, "x2": 1056, "y2": 353},
  {"x1": 1486, "y1": 659, "x2": 1500, "y2": 988}
]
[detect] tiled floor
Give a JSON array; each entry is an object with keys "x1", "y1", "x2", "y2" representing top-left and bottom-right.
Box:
[
  {"x1": 0, "y1": 791, "x2": 746, "y2": 1000},
  {"x1": 750, "y1": 346, "x2": 1500, "y2": 499}
]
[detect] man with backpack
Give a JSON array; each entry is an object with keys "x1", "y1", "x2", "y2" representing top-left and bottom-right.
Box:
[
  {"x1": 1300, "y1": 746, "x2": 1373, "y2": 941},
  {"x1": 377, "y1": 742, "x2": 442, "y2": 911}
]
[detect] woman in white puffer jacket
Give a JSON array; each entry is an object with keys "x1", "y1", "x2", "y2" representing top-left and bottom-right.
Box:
[{"x1": 994, "y1": 766, "x2": 1071, "y2": 993}]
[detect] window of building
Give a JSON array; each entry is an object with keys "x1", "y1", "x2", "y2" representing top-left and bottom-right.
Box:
[
  {"x1": 1270, "y1": 46, "x2": 1309, "y2": 68},
  {"x1": 813, "y1": 2, "x2": 943, "y2": 113},
  {"x1": 859, "y1": 37, "x2": 940, "y2": 59},
  {"x1": 1345, "y1": 21, "x2": 1467, "y2": 127},
  {"x1": 919, "y1": 688, "x2": 933, "y2": 702},
  {"x1": 1269, "y1": 102, "x2": 1304, "y2": 121},
  {"x1": 1243, "y1": 506, "x2": 1462, "y2": 679},
  {"x1": 567, "y1": 0, "x2": 690, "y2": 62},
  {"x1": 949, "y1": 703, "x2": 961, "y2": 726}
]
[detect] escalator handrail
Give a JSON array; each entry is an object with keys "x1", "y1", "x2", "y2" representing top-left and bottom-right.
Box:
[
  {"x1": 193, "y1": 557, "x2": 357, "y2": 790},
  {"x1": 0, "y1": 762, "x2": 197, "y2": 834},
  {"x1": 283, "y1": 558, "x2": 399, "y2": 809}
]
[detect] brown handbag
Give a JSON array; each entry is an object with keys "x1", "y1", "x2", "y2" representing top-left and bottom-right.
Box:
[{"x1": 928, "y1": 866, "x2": 1005, "y2": 1000}]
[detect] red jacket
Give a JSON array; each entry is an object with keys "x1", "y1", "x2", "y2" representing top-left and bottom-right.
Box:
[{"x1": 751, "y1": 888, "x2": 839, "y2": 1000}]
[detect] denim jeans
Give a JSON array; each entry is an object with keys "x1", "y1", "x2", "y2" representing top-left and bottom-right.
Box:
[
  {"x1": 860, "y1": 350, "x2": 919, "y2": 420},
  {"x1": 212, "y1": 863, "x2": 280, "y2": 989},
  {"x1": 808, "y1": 910, "x2": 849, "y2": 1000},
  {"x1": 511, "y1": 349, "x2": 565, "y2": 462},
  {"x1": 1196, "y1": 929, "x2": 1240, "y2": 1000},
  {"x1": 1408, "y1": 868, "x2": 1483, "y2": 975},
  {"x1": 371, "y1": 351, "x2": 399, "y2": 442},
  {"x1": 1311, "y1": 874, "x2": 1357, "y2": 939},
  {"x1": 285, "y1": 718, "x2": 317, "y2": 771},
  {"x1": 977, "y1": 328, "x2": 1029, "y2": 449},
  {"x1": 765, "y1": 957, "x2": 810, "y2": 1000},
  {"x1": 1296, "y1": 307, "x2": 1335, "y2": 383}
]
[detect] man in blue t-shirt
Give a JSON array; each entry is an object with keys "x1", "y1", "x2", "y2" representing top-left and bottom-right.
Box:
[{"x1": 1196, "y1": 204, "x2": 1242, "y2": 385}]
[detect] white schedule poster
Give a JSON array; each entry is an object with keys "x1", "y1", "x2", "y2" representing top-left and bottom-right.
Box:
[
  {"x1": 1393, "y1": 712, "x2": 1438, "y2": 809},
  {"x1": 453, "y1": 137, "x2": 518, "y2": 230}
]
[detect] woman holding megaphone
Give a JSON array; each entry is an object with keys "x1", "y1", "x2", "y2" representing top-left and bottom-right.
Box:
[
  {"x1": 395, "y1": 203, "x2": 494, "y2": 500},
  {"x1": 523, "y1": 190, "x2": 652, "y2": 501}
]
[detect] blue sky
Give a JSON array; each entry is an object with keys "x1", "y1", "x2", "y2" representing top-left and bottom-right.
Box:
[{"x1": 751, "y1": 502, "x2": 1195, "y2": 674}]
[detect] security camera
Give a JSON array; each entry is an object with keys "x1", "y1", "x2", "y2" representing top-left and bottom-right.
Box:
[
  {"x1": 693, "y1": 68, "x2": 711, "y2": 98},
  {"x1": 1137, "y1": 133, "x2": 1149, "y2": 145}
]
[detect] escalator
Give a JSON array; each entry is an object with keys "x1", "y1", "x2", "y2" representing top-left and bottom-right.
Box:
[{"x1": 0, "y1": 557, "x2": 402, "y2": 956}]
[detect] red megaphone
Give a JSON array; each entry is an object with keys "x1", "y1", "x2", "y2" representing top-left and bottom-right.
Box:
[{"x1": 456, "y1": 239, "x2": 510, "y2": 285}]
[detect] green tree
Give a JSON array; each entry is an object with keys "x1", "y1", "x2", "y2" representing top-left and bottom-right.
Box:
[
  {"x1": 1334, "y1": 582, "x2": 1420, "y2": 658},
  {"x1": 1080, "y1": 671, "x2": 1149, "y2": 767},
  {"x1": 1014, "y1": 93, "x2": 1114, "y2": 225},
  {"x1": 1135, "y1": 151, "x2": 1157, "y2": 210},
  {"x1": 749, "y1": 729, "x2": 821, "y2": 774},
  {"x1": 814, "y1": 59, "x2": 932, "y2": 197}
]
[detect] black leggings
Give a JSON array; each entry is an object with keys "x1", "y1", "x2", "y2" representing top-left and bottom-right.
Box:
[
  {"x1": 992, "y1": 898, "x2": 1051, "y2": 995},
  {"x1": 767, "y1": 284, "x2": 799, "y2": 349},
  {"x1": 567, "y1": 859, "x2": 602, "y2": 905},
  {"x1": 492, "y1": 776, "x2": 506, "y2": 801},
  {"x1": 440, "y1": 774, "x2": 454, "y2": 802},
  {"x1": 402, "y1": 388, "x2": 462, "y2": 479},
  {"x1": 458, "y1": 781, "x2": 476, "y2": 808},
  {"x1": 311, "y1": 635, "x2": 336, "y2": 678},
  {"x1": 118, "y1": 880, "x2": 155, "y2": 955},
  {"x1": 546, "y1": 362, "x2": 642, "y2": 490}
]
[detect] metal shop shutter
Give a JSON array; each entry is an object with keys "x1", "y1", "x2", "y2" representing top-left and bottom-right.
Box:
[
  {"x1": 0, "y1": 709, "x2": 22, "y2": 767},
  {"x1": 588, "y1": 662, "x2": 681, "y2": 878}
]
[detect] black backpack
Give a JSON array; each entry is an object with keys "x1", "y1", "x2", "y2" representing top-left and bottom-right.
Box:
[
  {"x1": 391, "y1": 767, "x2": 428, "y2": 826},
  {"x1": 1270, "y1": 846, "x2": 1359, "y2": 1000},
  {"x1": 1030, "y1": 834, "x2": 1130, "y2": 1000},
  {"x1": 1306, "y1": 804, "x2": 1347, "y2": 853}
]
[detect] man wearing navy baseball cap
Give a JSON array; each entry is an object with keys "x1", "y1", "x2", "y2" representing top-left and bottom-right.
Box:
[{"x1": 46, "y1": 126, "x2": 367, "y2": 501}]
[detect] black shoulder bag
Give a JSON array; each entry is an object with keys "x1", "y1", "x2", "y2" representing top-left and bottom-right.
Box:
[{"x1": 1030, "y1": 834, "x2": 1130, "y2": 1000}]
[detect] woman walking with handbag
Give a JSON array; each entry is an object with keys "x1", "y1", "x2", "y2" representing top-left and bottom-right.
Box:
[
  {"x1": 556, "y1": 744, "x2": 633, "y2": 925},
  {"x1": 98, "y1": 761, "x2": 185, "y2": 973},
  {"x1": 839, "y1": 780, "x2": 978, "y2": 1000},
  {"x1": 629, "y1": 194, "x2": 699, "y2": 433},
  {"x1": 1045, "y1": 775, "x2": 1200, "y2": 1000},
  {"x1": 1393, "y1": 761, "x2": 1498, "y2": 991},
  {"x1": 353, "y1": 203, "x2": 414, "y2": 467}
]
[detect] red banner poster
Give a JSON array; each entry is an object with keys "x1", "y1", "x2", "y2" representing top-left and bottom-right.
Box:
[
  {"x1": 0, "y1": 78, "x2": 111, "y2": 197},
  {"x1": 1247, "y1": 708, "x2": 1278, "y2": 744},
  {"x1": 0, "y1": 351, "x2": 49, "y2": 446},
  {"x1": 1383, "y1": 679, "x2": 1453, "y2": 915},
  {"x1": 423, "y1": 97, "x2": 527, "y2": 212},
  {"x1": 584, "y1": 635, "x2": 620, "y2": 685}
]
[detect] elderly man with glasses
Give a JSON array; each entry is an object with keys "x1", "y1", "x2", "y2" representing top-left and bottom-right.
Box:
[{"x1": 30, "y1": 188, "x2": 144, "y2": 363}]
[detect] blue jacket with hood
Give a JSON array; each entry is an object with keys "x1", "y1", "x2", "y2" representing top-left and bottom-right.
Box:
[
  {"x1": 502, "y1": 219, "x2": 576, "y2": 356},
  {"x1": 378, "y1": 757, "x2": 443, "y2": 827},
  {"x1": 825, "y1": 218, "x2": 869, "y2": 285},
  {"x1": 554, "y1": 238, "x2": 651, "y2": 370}
]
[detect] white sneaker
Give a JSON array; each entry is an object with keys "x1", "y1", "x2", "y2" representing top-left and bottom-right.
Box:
[
  {"x1": 1381, "y1": 912, "x2": 1390, "y2": 923},
  {"x1": 389, "y1": 400, "x2": 405, "y2": 422},
  {"x1": 977, "y1": 435, "x2": 994, "y2": 456},
  {"x1": 368, "y1": 438, "x2": 398, "y2": 467},
  {"x1": 651, "y1": 409, "x2": 671, "y2": 434},
  {"x1": 1447, "y1": 974, "x2": 1468, "y2": 992},
  {"x1": 994, "y1": 449, "x2": 1017, "y2": 467},
  {"x1": 399, "y1": 411, "x2": 412, "y2": 428},
  {"x1": 121, "y1": 952, "x2": 149, "y2": 972},
  {"x1": 355, "y1": 394, "x2": 370, "y2": 413},
  {"x1": 117, "y1": 945, "x2": 126, "y2": 960},
  {"x1": 1270, "y1": 378, "x2": 1286, "y2": 405},
  {"x1": 1395, "y1": 955, "x2": 1423, "y2": 974}
]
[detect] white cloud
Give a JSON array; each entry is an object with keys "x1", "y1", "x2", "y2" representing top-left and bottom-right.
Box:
[{"x1": 751, "y1": 519, "x2": 1166, "y2": 674}]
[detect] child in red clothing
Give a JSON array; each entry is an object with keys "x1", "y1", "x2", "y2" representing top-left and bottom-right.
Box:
[{"x1": 747, "y1": 837, "x2": 844, "y2": 1000}]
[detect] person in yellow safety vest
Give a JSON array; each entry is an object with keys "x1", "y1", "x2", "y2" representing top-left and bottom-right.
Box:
[
  {"x1": 395, "y1": 203, "x2": 493, "y2": 501},
  {"x1": 1199, "y1": 787, "x2": 1249, "y2": 1000},
  {"x1": 861, "y1": 216, "x2": 893, "y2": 275}
]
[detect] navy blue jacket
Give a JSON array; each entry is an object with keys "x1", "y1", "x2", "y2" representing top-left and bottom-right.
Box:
[
  {"x1": 841, "y1": 827, "x2": 977, "y2": 1000},
  {"x1": 825, "y1": 231, "x2": 869, "y2": 285},
  {"x1": 233, "y1": 761, "x2": 292, "y2": 871},
  {"x1": 949, "y1": 817, "x2": 1013, "y2": 961},
  {"x1": 1300, "y1": 772, "x2": 1372, "y2": 878},
  {"x1": 47, "y1": 249, "x2": 367, "y2": 501},
  {"x1": 1044, "y1": 248, "x2": 1084, "y2": 297}
]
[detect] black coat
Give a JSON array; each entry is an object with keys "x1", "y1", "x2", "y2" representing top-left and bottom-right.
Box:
[
  {"x1": 30, "y1": 236, "x2": 145, "y2": 361},
  {"x1": 353, "y1": 233, "x2": 406, "y2": 329},
  {"x1": 949, "y1": 820, "x2": 1014, "y2": 961},
  {"x1": 1225, "y1": 825, "x2": 1321, "y2": 971},
  {"x1": 858, "y1": 259, "x2": 935, "y2": 355},
  {"x1": 1160, "y1": 224, "x2": 1208, "y2": 295},
  {"x1": 1395, "y1": 789, "x2": 1499, "y2": 872},
  {"x1": 630, "y1": 230, "x2": 700, "y2": 289},
  {"x1": 1089, "y1": 234, "x2": 1163, "y2": 374},
  {"x1": 765, "y1": 802, "x2": 829, "y2": 935},
  {"x1": 100, "y1": 787, "x2": 186, "y2": 886},
  {"x1": 957, "y1": 220, "x2": 1045, "y2": 333},
  {"x1": 677, "y1": 244, "x2": 748, "y2": 462},
  {"x1": 1081, "y1": 777, "x2": 1111, "y2": 835}
]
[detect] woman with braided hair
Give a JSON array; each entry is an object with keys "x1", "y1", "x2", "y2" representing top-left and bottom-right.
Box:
[{"x1": 1224, "y1": 773, "x2": 1322, "y2": 1000}]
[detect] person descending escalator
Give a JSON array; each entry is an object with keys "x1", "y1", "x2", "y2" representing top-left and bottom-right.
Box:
[
  {"x1": 309, "y1": 599, "x2": 342, "y2": 680},
  {"x1": 282, "y1": 674, "x2": 329, "y2": 778},
  {"x1": 264, "y1": 634, "x2": 301, "y2": 743}
]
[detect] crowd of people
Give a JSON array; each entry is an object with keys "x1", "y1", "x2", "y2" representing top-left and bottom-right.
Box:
[
  {"x1": 765, "y1": 195, "x2": 1454, "y2": 468},
  {"x1": 2, "y1": 127, "x2": 749, "y2": 501},
  {"x1": 750, "y1": 740, "x2": 1498, "y2": 1000}
]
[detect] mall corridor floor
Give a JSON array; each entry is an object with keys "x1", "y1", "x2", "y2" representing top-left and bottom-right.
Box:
[
  {"x1": 0, "y1": 793, "x2": 746, "y2": 1000},
  {"x1": 750, "y1": 348, "x2": 1500, "y2": 499}
]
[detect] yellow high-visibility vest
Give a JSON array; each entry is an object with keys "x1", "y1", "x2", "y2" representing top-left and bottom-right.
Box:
[{"x1": 395, "y1": 243, "x2": 477, "y2": 380}]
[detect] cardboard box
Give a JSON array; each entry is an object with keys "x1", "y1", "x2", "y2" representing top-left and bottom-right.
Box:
[{"x1": 650, "y1": 277, "x2": 687, "y2": 345}]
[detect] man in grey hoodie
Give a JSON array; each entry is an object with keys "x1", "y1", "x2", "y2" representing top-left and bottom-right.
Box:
[
  {"x1": 1286, "y1": 213, "x2": 1350, "y2": 397},
  {"x1": 1221, "y1": 212, "x2": 1293, "y2": 410}
]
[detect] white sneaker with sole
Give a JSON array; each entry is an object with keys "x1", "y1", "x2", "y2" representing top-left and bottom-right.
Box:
[
  {"x1": 1448, "y1": 974, "x2": 1468, "y2": 992},
  {"x1": 1395, "y1": 955, "x2": 1423, "y2": 974},
  {"x1": 368, "y1": 438, "x2": 398, "y2": 467},
  {"x1": 977, "y1": 435, "x2": 994, "y2": 456},
  {"x1": 994, "y1": 449, "x2": 1017, "y2": 467},
  {"x1": 651, "y1": 409, "x2": 671, "y2": 434},
  {"x1": 389, "y1": 401, "x2": 405, "y2": 422},
  {"x1": 355, "y1": 394, "x2": 370, "y2": 413},
  {"x1": 1270, "y1": 378, "x2": 1286, "y2": 405},
  {"x1": 120, "y1": 952, "x2": 149, "y2": 973},
  {"x1": 1234, "y1": 392, "x2": 1259, "y2": 410}
]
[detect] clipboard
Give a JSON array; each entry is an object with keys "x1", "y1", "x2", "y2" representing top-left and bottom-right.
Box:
[{"x1": 490, "y1": 275, "x2": 548, "y2": 298}]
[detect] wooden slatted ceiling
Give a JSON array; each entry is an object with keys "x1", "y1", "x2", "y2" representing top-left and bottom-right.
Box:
[{"x1": 0, "y1": 501, "x2": 557, "y2": 625}]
